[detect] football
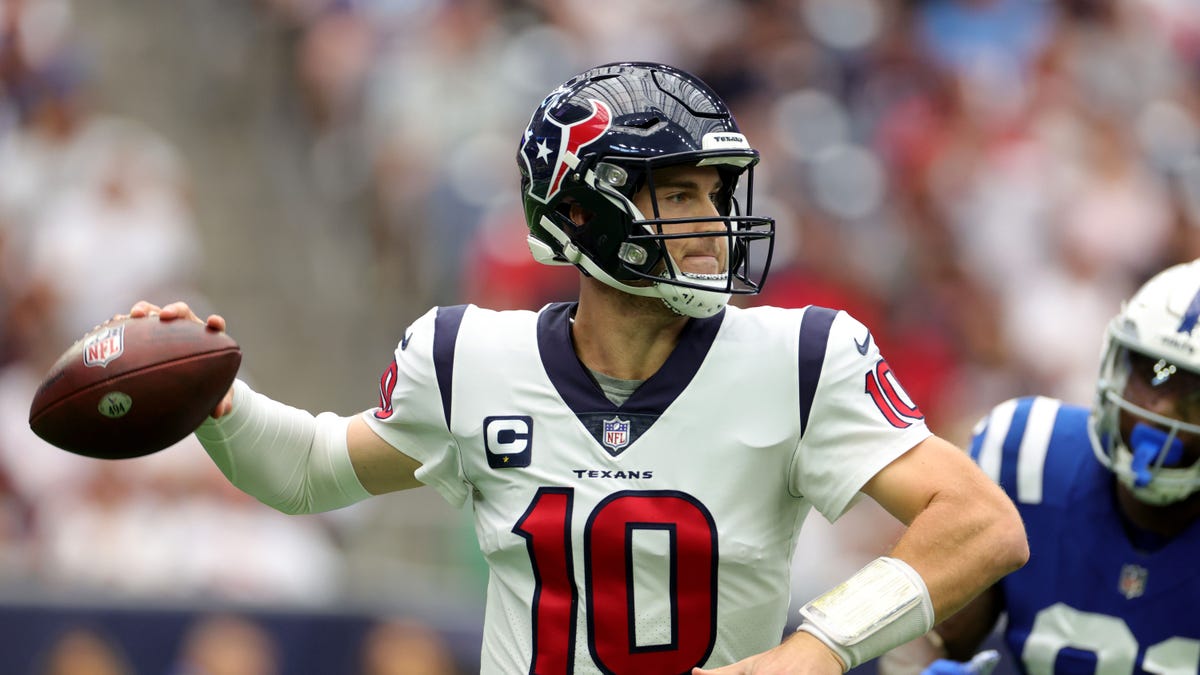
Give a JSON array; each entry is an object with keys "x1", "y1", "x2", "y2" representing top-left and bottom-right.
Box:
[{"x1": 28, "y1": 316, "x2": 242, "y2": 459}]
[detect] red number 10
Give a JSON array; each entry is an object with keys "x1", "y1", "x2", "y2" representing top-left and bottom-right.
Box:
[
  {"x1": 513, "y1": 488, "x2": 719, "y2": 674},
  {"x1": 864, "y1": 359, "x2": 923, "y2": 429}
]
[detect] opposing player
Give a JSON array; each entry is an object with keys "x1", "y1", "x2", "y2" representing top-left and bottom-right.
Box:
[
  {"x1": 880, "y1": 260, "x2": 1200, "y2": 675},
  {"x1": 131, "y1": 62, "x2": 1027, "y2": 674}
]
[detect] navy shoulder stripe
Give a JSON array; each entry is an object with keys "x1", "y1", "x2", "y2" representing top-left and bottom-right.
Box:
[
  {"x1": 798, "y1": 306, "x2": 838, "y2": 434},
  {"x1": 433, "y1": 304, "x2": 468, "y2": 428}
]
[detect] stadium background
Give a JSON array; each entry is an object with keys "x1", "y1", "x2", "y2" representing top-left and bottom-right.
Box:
[{"x1": 0, "y1": 0, "x2": 1197, "y2": 672}]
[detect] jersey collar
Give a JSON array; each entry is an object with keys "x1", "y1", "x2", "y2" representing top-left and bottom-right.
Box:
[{"x1": 536, "y1": 301, "x2": 724, "y2": 417}]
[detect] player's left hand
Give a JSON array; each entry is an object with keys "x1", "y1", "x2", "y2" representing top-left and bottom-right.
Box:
[{"x1": 692, "y1": 631, "x2": 845, "y2": 675}]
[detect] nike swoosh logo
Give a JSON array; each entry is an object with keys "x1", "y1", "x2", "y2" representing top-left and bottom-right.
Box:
[
  {"x1": 401, "y1": 331, "x2": 413, "y2": 350},
  {"x1": 855, "y1": 331, "x2": 872, "y2": 356}
]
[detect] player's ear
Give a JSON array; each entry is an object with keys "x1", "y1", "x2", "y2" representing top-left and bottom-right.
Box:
[{"x1": 566, "y1": 200, "x2": 593, "y2": 227}]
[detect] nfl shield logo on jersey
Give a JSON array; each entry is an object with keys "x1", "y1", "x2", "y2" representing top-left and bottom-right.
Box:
[
  {"x1": 83, "y1": 325, "x2": 125, "y2": 368},
  {"x1": 1118, "y1": 563, "x2": 1147, "y2": 599},
  {"x1": 602, "y1": 417, "x2": 630, "y2": 452}
]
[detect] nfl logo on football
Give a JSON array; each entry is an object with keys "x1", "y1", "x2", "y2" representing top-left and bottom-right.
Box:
[
  {"x1": 602, "y1": 417, "x2": 630, "y2": 452},
  {"x1": 1118, "y1": 563, "x2": 1147, "y2": 600},
  {"x1": 83, "y1": 325, "x2": 125, "y2": 368}
]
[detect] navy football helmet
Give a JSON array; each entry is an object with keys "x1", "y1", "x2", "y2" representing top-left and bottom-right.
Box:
[
  {"x1": 1091, "y1": 260, "x2": 1200, "y2": 504},
  {"x1": 517, "y1": 62, "x2": 775, "y2": 318}
]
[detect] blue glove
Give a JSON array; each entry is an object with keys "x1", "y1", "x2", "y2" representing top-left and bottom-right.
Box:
[{"x1": 922, "y1": 650, "x2": 1001, "y2": 675}]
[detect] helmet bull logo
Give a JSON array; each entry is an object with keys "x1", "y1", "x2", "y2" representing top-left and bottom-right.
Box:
[{"x1": 522, "y1": 99, "x2": 612, "y2": 204}]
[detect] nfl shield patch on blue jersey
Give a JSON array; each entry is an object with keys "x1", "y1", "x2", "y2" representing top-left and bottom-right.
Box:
[{"x1": 1118, "y1": 564, "x2": 1147, "y2": 599}]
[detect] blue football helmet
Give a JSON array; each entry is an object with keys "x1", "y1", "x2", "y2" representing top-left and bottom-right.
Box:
[
  {"x1": 1091, "y1": 259, "x2": 1200, "y2": 504},
  {"x1": 517, "y1": 62, "x2": 775, "y2": 318}
]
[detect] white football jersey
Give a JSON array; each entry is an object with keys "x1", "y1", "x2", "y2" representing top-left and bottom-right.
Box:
[{"x1": 363, "y1": 302, "x2": 930, "y2": 674}]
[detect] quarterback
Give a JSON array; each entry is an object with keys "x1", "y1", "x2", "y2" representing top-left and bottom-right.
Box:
[{"x1": 130, "y1": 62, "x2": 1027, "y2": 674}]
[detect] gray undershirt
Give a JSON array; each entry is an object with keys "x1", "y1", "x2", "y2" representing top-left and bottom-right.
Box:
[{"x1": 588, "y1": 368, "x2": 644, "y2": 406}]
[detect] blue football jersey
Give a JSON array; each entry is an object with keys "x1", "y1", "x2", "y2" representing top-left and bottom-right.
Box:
[{"x1": 969, "y1": 396, "x2": 1200, "y2": 675}]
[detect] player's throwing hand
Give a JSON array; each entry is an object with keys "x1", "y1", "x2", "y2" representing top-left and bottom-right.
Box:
[{"x1": 128, "y1": 300, "x2": 234, "y2": 418}]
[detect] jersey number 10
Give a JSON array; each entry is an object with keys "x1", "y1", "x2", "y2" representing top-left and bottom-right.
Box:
[{"x1": 513, "y1": 487, "x2": 719, "y2": 674}]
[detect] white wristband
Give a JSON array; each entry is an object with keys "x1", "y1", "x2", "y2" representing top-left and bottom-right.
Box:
[
  {"x1": 877, "y1": 632, "x2": 948, "y2": 675},
  {"x1": 797, "y1": 557, "x2": 935, "y2": 671},
  {"x1": 194, "y1": 379, "x2": 372, "y2": 514}
]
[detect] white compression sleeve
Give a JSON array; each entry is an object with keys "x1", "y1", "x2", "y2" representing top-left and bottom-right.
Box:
[{"x1": 193, "y1": 379, "x2": 373, "y2": 514}]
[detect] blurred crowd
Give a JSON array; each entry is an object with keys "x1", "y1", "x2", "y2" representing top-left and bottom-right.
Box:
[{"x1": 0, "y1": 0, "x2": 1198, "y2": 662}]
